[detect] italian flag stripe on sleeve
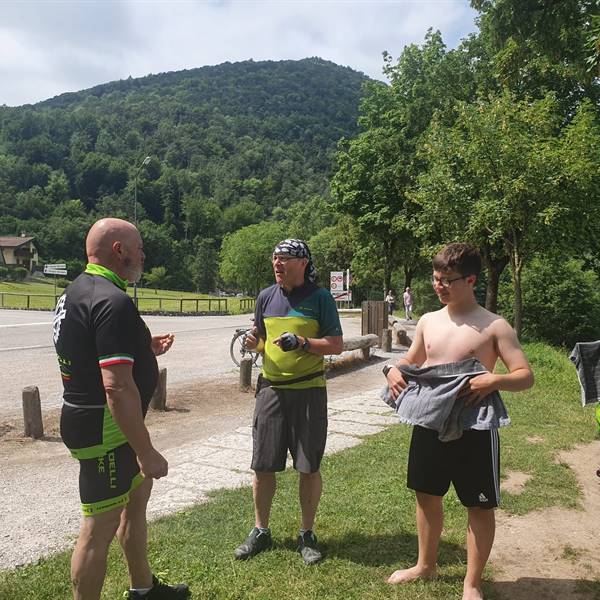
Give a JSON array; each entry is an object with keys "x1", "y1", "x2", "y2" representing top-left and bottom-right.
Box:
[{"x1": 98, "y1": 354, "x2": 135, "y2": 367}]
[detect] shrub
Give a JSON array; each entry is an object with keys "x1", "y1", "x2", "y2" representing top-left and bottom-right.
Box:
[
  {"x1": 500, "y1": 257, "x2": 600, "y2": 348},
  {"x1": 0, "y1": 266, "x2": 8, "y2": 281},
  {"x1": 12, "y1": 267, "x2": 28, "y2": 282}
]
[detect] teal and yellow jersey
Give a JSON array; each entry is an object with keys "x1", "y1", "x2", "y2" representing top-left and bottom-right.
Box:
[{"x1": 255, "y1": 282, "x2": 343, "y2": 389}]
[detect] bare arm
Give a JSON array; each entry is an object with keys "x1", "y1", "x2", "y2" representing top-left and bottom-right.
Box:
[
  {"x1": 301, "y1": 335, "x2": 343, "y2": 356},
  {"x1": 101, "y1": 364, "x2": 168, "y2": 479},
  {"x1": 386, "y1": 315, "x2": 429, "y2": 398},
  {"x1": 467, "y1": 319, "x2": 534, "y2": 401}
]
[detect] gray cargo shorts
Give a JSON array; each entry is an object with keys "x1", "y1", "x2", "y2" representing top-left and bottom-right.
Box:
[{"x1": 251, "y1": 383, "x2": 328, "y2": 473}]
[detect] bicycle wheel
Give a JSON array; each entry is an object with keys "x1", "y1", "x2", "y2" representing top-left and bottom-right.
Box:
[{"x1": 229, "y1": 330, "x2": 247, "y2": 367}]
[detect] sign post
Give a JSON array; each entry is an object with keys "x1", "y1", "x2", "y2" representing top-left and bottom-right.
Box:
[
  {"x1": 330, "y1": 269, "x2": 352, "y2": 307},
  {"x1": 44, "y1": 264, "x2": 67, "y2": 297}
]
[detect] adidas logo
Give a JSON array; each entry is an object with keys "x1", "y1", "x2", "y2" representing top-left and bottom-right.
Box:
[{"x1": 478, "y1": 492, "x2": 488, "y2": 503}]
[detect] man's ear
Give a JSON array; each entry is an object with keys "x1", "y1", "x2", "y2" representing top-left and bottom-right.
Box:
[{"x1": 113, "y1": 241, "x2": 122, "y2": 256}]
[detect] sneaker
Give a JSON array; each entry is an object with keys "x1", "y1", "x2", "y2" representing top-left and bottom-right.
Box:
[
  {"x1": 297, "y1": 530, "x2": 323, "y2": 565},
  {"x1": 125, "y1": 574, "x2": 190, "y2": 599},
  {"x1": 233, "y1": 527, "x2": 273, "y2": 560}
]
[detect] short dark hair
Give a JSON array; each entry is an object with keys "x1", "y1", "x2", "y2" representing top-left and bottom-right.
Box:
[{"x1": 432, "y1": 243, "x2": 481, "y2": 277}]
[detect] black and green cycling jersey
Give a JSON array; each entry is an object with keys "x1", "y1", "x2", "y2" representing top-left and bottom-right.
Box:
[
  {"x1": 53, "y1": 264, "x2": 158, "y2": 459},
  {"x1": 254, "y1": 281, "x2": 343, "y2": 389}
]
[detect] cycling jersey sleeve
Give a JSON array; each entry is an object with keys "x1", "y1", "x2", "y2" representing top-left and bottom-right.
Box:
[
  {"x1": 93, "y1": 294, "x2": 139, "y2": 368},
  {"x1": 318, "y1": 289, "x2": 343, "y2": 337}
]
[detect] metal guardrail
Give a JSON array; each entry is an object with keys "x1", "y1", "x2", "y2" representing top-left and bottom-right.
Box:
[{"x1": 0, "y1": 292, "x2": 255, "y2": 313}]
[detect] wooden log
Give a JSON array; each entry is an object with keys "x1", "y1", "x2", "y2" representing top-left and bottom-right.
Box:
[
  {"x1": 22, "y1": 386, "x2": 43, "y2": 439},
  {"x1": 150, "y1": 368, "x2": 167, "y2": 410},
  {"x1": 381, "y1": 329, "x2": 392, "y2": 352},
  {"x1": 341, "y1": 333, "x2": 379, "y2": 352},
  {"x1": 240, "y1": 356, "x2": 253, "y2": 392}
]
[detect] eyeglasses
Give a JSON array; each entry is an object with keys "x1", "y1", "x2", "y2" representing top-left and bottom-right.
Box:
[
  {"x1": 431, "y1": 274, "x2": 468, "y2": 288},
  {"x1": 272, "y1": 255, "x2": 301, "y2": 263}
]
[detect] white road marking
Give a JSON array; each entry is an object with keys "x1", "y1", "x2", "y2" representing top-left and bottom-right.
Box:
[
  {"x1": 0, "y1": 322, "x2": 52, "y2": 328},
  {"x1": 0, "y1": 344, "x2": 52, "y2": 352}
]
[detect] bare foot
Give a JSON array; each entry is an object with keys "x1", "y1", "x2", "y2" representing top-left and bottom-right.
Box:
[
  {"x1": 462, "y1": 584, "x2": 483, "y2": 600},
  {"x1": 387, "y1": 565, "x2": 437, "y2": 584}
]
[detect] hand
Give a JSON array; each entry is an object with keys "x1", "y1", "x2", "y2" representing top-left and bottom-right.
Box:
[
  {"x1": 137, "y1": 447, "x2": 168, "y2": 479},
  {"x1": 242, "y1": 327, "x2": 259, "y2": 350},
  {"x1": 461, "y1": 372, "x2": 499, "y2": 406},
  {"x1": 151, "y1": 333, "x2": 175, "y2": 356},
  {"x1": 386, "y1": 367, "x2": 408, "y2": 400},
  {"x1": 274, "y1": 332, "x2": 300, "y2": 352}
]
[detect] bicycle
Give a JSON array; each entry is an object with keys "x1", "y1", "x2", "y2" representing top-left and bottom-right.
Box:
[{"x1": 230, "y1": 326, "x2": 262, "y2": 368}]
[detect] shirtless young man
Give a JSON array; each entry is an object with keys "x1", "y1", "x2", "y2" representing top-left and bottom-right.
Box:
[{"x1": 385, "y1": 243, "x2": 533, "y2": 600}]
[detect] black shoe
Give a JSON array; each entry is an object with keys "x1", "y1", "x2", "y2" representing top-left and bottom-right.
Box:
[
  {"x1": 297, "y1": 530, "x2": 323, "y2": 565},
  {"x1": 233, "y1": 527, "x2": 273, "y2": 560},
  {"x1": 125, "y1": 574, "x2": 190, "y2": 599}
]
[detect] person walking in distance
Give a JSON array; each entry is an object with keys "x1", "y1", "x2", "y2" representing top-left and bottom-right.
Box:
[
  {"x1": 385, "y1": 289, "x2": 396, "y2": 315},
  {"x1": 384, "y1": 243, "x2": 533, "y2": 600},
  {"x1": 403, "y1": 287, "x2": 414, "y2": 321},
  {"x1": 234, "y1": 239, "x2": 343, "y2": 564},
  {"x1": 53, "y1": 218, "x2": 190, "y2": 600}
]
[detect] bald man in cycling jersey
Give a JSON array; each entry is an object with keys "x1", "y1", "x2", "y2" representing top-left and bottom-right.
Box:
[{"x1": 53, "y1": 218, "x2": 189, "y2": 600}]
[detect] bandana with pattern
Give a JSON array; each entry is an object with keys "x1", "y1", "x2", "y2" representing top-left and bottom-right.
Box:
[{"x1": 273, "y1": 239, "x2": 317, "y2": 282}]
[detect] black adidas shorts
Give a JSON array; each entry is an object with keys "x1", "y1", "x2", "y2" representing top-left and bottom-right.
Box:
[
  {"x1": 407, "y1": 425, "x2": 500, "y2": 509},
  {"x1": 251, "y1": 385, "x2": 327, "y2": 474}
]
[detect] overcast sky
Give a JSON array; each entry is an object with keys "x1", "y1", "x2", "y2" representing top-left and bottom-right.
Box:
[{"x1": 0, "y1": 0, "x2": 478, "y2": 107}]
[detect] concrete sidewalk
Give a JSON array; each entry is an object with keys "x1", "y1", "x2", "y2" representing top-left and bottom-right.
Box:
[{"x1": 148, "y1": 383, "x2": 400, "y2": 518}]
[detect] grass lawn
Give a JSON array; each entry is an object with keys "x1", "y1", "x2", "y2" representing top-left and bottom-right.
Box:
[
  {"x1": 0, "y1": 281, "x2": 253, "y2": 314},
  {"x1": 0, "y1": 342, "x2": 596, "y2": 599}
]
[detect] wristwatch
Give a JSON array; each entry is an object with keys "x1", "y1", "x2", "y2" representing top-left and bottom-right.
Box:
[
  {"x1": 301, "y1": 336, "x2": 311, "y2": 352},
  {"x1": 382, "y1": 364, "x2": 394, "y2": 377}
]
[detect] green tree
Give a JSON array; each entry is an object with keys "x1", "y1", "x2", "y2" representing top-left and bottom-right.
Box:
[
  {"x1": 219, "y1": 222, "x2": 286, "y2": 295},
  {"x1": 332, "y1": 30, "x2": 475, "y2": 294},
  {"x1": 414, "y1": 92, "x2": 600, "y2": 334},
  {"x1": 144, "y1": 266, "x2": 168, "y2": 294}
]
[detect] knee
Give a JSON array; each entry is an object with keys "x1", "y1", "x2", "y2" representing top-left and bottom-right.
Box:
[
  {"x1": 254, "y1": 471, "x2": 276, "y2": 485},
  {"x1": 79, "y1": 511, "x2": 121, "y2": 550}
]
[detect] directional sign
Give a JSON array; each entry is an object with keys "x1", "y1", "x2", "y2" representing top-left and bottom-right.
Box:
[{"x1": 44, "y1": 267, "x2": 67, "y2": 275}]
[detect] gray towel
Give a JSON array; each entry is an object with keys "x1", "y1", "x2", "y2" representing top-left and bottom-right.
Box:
[
  {"x1": 381, "y1": 358, "x2": 510, "y2": 442},
  {"x1": 569, "y1": 341, "x2": 600, "y2": 406}
]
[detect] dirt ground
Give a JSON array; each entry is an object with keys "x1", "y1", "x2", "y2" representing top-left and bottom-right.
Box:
[{"x1": 1, "y1": 361, "x2": 599, "y2": 598}]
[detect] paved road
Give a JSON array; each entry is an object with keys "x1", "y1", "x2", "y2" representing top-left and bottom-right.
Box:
[{"x1": 0, "y1": 310, "x2": 362, "y2": 417}]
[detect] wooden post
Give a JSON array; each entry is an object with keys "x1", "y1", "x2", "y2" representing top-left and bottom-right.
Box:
[
  {"x1": 22, "y1": 386, "x2": 43, "y2": 439},
  {"x1": 382, "y1": 329, "x2": 392, "y2": 352},
  {"x1": 240, "y1": 356, "x2": 253, "y2": 392},
  {"x1": 150, "y1": 368, "x2": 167, "y2": 410}
]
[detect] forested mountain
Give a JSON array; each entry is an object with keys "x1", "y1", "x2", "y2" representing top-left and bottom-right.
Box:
[{"x1": 0, "y1": 58, "x2": 367, "y2": 288}]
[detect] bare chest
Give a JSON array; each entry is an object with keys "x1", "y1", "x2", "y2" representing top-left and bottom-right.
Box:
[{"x1": 422, "y1": 321, "x2": 497, "y2": 369}]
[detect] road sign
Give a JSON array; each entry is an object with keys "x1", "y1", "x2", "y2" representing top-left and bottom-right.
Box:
[
  {"x1": 330, "y1": 271, "x2": 344, "y2": 291},
  {"x1": 331, "y1": 290, "x2": 352, "y2": 301},
  {"x1": 44, "y1": 268, "x2": 67, "y2": 276},
  {"x1": 44, "y1": 263, "x2": 66, "y2": 270}
]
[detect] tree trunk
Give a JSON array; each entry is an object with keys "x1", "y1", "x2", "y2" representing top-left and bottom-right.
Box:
[
  {"x1": 510, "y1": 248, "x2": 524, "y2": 337},
  {"x1": 481, "y1": 243, "x2": 508, "y2": 313},
  {"x1": 403, "y1": 265, "x2": 414, "y2": 290}
]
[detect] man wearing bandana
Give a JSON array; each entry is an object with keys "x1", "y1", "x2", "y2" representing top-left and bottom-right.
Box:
[{"x1": 233, "y1": 239, "x2": 343, "y2": 564}]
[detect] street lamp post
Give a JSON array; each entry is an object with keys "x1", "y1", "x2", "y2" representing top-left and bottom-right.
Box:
[{"x1": 133, "y1": 156, "x2": 151, "y2": 306}]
